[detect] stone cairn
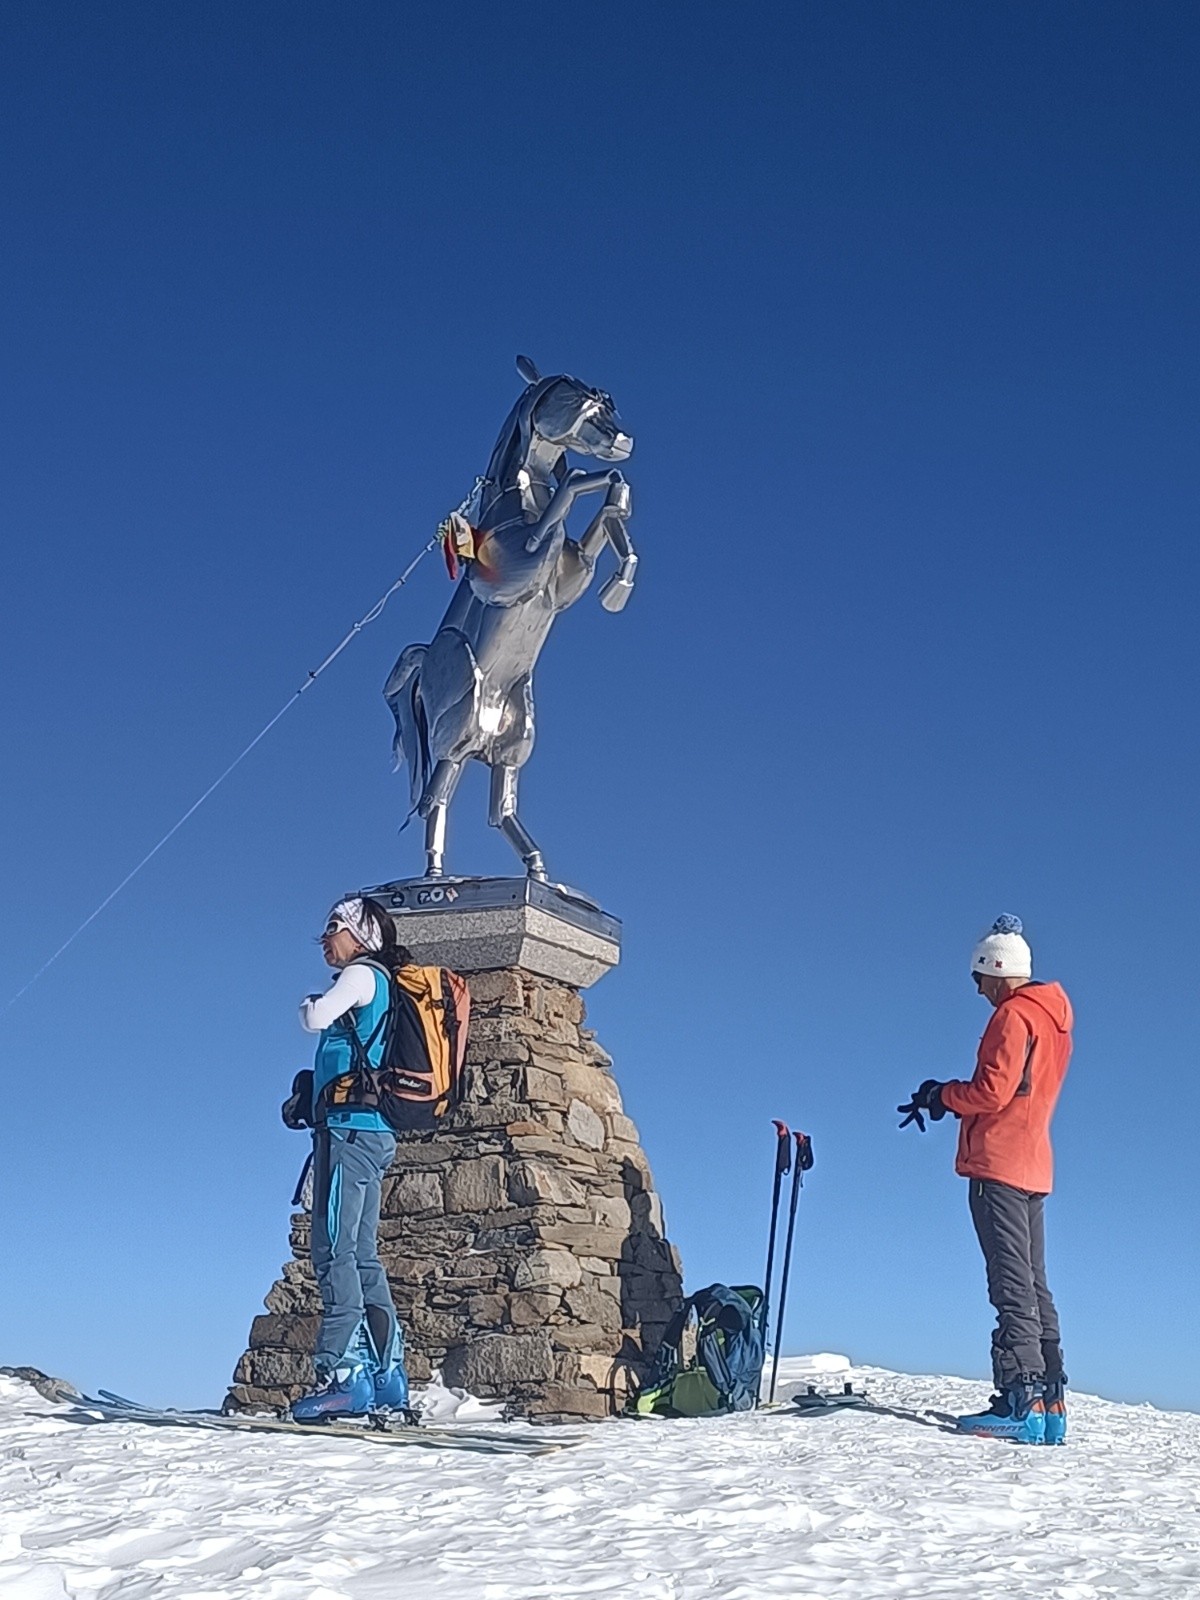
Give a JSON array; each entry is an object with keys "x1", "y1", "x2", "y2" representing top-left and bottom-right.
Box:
[{"x1": 228, "y1": 967, "x2": 683, "y2": 1420}]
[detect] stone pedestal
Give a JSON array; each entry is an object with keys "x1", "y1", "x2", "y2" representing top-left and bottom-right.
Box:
[{"x1": 227, "y1": 884, "x2": 682, "y2": 1421}]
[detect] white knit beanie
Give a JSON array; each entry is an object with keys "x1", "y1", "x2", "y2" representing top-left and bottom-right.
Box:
[{"x1": 971, "y1": 913, "x2": 1032, "y2": 979}]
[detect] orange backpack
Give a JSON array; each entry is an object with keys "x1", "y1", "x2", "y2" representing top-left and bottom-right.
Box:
[{"x1": 325, "y1": 960, "x2": 471, "y2": 1130}]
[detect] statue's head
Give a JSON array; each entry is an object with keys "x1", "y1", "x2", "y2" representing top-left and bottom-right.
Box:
[{"x1": 516, "y1": 356, "x2": 633, "y2": 464}]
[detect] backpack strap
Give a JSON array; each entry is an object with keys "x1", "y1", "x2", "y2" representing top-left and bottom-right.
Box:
[
  {"x1": 651, "y1": 1298, "x2": 693, "y2": 1376},
  {"x1": 692, "y1": 1286, "x2": 760, "y2": 1409},
  {"x1": 693, "y1": 1291, "x2": 738, "y2": 1400},
  {"x1": 626, "y1": 1298, "x2": 694, "y2": 1416},
  {"x1": 340, "y1": 958, "x2": 393, "y2": 1068}
]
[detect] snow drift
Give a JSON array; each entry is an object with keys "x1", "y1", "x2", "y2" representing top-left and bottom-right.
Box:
[{"x1": 2, "y1": 1360, "x2": 1199, "y2": 1598}]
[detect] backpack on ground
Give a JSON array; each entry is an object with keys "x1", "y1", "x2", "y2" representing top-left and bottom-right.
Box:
[
  {"x1": 627, "y1": 1284, "x2": 766, "y2": 1418},
  {"x1": 323, "y1": 959, "x2": 471, "y2": 1131}
]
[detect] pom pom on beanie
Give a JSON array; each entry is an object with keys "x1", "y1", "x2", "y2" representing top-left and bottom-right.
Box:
[{"x1": 971, "y1": 913, "x2": 1032, "y2": 979}]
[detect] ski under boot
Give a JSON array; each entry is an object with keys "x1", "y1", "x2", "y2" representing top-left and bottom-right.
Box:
[
  {"x1": 956, "y1": 1378, "x2": 1046, "y2": 1445},
  {"x1": 1042, "y1": 1377, "x2": 1067, "y2": 1445},
  {"x1": 291, "y1": 1362, "x2": 374, "y2": 1423}
]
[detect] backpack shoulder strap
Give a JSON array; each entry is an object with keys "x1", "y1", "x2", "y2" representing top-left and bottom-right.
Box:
[
  {"x1": 442, "y1": 969, "x2": 471, "y2": 1074},
  {"x1": 342, "y1": 956, "x2": 394, "y2": 1061},
  {"x1": 692, "y1": 1286, "x2": 753, "y2": 1402},
  {"x1": 348, "y1": 954, "x2": 392, "y2": 981},
  {"x1": 626, "y1": 1296, "x2": 696, "y2": 1414}
]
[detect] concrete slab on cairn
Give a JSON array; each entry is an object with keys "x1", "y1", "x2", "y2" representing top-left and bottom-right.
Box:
[
  {"x1": 364, "y1": 875, "x2": 623, "y2": 989},
  {"x1": 229, "y1": 890, "x2": 684, "y2": 1421}
]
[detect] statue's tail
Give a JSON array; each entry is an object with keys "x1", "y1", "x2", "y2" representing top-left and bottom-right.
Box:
[{"x1": 383, "y1": 644, "x2": 430, "y2": 812}]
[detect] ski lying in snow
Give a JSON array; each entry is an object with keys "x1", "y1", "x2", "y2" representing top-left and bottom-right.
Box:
[
  {"x1": 786, "y1": 1393, "x2": 959, "y2": 1433},
  {"x1": 93, "y1": 1386, "x2": 525, "y2": 1449},
  {"x1": 67, "y1": 1392, "x2": 570, "y2": 1455},
  {"x1": 63, "y1": 1389, "x2": 579, "y2": 1456}
]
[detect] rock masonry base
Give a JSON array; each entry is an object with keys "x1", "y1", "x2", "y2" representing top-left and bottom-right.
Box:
[{"x1": 227, "y1": 968, "x2": 684, "y2": 1421}]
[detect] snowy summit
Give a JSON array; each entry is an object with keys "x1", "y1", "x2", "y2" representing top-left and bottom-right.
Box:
[{"x1": 2, "y1": 1359, "x2": 1199, "y2": 1598}]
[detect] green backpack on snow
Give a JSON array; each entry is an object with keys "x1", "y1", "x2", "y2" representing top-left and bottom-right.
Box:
[{"x1": 627, "y1": 1284, "x2": 766, "y2": 1418}]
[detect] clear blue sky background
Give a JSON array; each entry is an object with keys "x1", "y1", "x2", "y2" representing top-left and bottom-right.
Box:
[{"x1": 2, "y1": 1, "x2": 1197, "y2": 1411}]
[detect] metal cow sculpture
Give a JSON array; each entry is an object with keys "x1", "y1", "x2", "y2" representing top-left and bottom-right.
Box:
[{"x1": 385, "y1": 356, "x2": 637, "y2": 880}]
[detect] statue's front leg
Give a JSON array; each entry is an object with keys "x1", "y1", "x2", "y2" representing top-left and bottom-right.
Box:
[
  {"x1": 525, "y1": 469, "x2": 624, "y2": 556},
  {"x1": 580, "y1": 477, "x2": 637, "y2": 613}
]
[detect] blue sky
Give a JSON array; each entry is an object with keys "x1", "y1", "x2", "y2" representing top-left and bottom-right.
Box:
[{"x1": 2, "y1": 1, "x2": 1198, "y2": 1410}]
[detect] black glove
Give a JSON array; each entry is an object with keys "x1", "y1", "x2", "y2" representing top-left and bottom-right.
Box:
[
  {"x1": 897, "y1": 1079, "x2": 947, "y2": 1132},
  {"x1": 282, "y1": 1069, "x2": 315, "y2": 1131}
]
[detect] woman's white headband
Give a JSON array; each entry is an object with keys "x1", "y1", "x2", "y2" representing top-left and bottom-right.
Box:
[{"x1": 324, "y1": 897, "x2": 383, "y2": 953}]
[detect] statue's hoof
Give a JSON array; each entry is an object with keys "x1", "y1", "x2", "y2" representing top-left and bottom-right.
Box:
[{"x1": 599, "y1": 574, "x2": 634, "y2": 613}]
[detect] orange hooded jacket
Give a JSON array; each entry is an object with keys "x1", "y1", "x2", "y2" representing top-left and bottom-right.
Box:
[{"x1": 939, "y1": 981, "x2": 1073, "y2": 1194}]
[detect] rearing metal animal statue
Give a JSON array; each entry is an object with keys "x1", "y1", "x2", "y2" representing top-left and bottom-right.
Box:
[{"x1": 385, "y1": 356, "x2": 637, "y2": 880}]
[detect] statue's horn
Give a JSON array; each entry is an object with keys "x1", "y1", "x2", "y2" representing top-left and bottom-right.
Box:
[{"x1": 516, "y1": 355, "x2": 542, "y2": 385}]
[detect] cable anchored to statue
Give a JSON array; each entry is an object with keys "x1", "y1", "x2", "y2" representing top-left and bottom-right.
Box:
[
  {"x1": 7, "y1": 354, "x2": 639, "y2": 1006},
  {"x1": 4, "y1": 536, "x2": 440, "y2": 1011}
]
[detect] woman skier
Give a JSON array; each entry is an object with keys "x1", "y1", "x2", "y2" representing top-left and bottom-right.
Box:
[{"x1": 290, "y1": 896, "x2": 409, "y2": 1421}]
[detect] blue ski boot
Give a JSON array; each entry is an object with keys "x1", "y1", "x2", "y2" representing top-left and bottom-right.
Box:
[
  {"x1": 371, "y1": 1361, "x2": 410, "y2": 1412},
  {"x1": 956, "y1": 1378, "x2": 1046, "y2": 1445},
  {"x1": 1042, "y1": 1376, "x2": 1067, "y2": 1445},
  {"x1": 291, "y1": 1361, "x2": 373, "y2": 1423},
  {"x1": 361, "y1": 1312, "x2": 409, "y2": 1414}
]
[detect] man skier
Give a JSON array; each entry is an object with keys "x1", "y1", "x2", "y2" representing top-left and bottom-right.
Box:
[
  {"x1": 898, "y1": 914, "x2": 1073, "y2": 1444},
  {"x1": 290, "y1": 896, "x2": 410, "y2": 1422}
]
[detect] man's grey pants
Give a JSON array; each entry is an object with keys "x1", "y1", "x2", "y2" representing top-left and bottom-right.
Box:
[
  {"x1": 968, "y1": 1178, "x2": 1064, "y2": 1389},
  {"x1": 310, "y1": 1126, "x2": 398, "y2": 1374}
]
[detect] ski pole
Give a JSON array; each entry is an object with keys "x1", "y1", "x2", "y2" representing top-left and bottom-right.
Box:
[
  {"x1": 768, "y1": 1131, "x2": 814, "y2": 1403},
  {"x1": 762, "y1": 1120, "x2": 791, "y2": 1335}
]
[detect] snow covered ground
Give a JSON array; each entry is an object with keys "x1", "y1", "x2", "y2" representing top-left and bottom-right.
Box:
[{"x1": 3, "y1": 1359, "x2": 1200, "y2": 1599}]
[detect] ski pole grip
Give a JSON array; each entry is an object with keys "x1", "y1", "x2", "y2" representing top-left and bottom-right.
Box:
[
  {"x1": 795, "y1": 1132, "x2": 814, "y2": 1171},
  {"x1": 772, "y1": 1119, "x2": 792, "y2": 1174}
]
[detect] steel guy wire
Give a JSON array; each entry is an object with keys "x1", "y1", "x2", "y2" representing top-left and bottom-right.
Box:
[{"x1": 5, "y1": 536, "x2": 440, "y2": 1010}]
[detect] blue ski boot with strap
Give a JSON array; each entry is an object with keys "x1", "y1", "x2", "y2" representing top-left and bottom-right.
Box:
[
  {"x1": 361, "y1": 1315, "x2": 410, "y2": 1412},
  {"x1": 291, "y1": 1361, "x2": 374, "y2": 1423},
  {"x1": 372, "y1": 1361, "x2": 410, "y2": 1411},
  {"x1": 956, "y1": 1378, "x2": 1046, "y2": 1444},
  {"x1": 1042, "y1": 1376, "x2": 1067, "y2": 1445}
]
